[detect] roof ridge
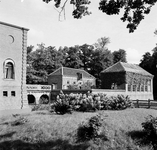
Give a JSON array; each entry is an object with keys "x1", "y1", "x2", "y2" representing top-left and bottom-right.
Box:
[
  {"x1": 101, "y1": 61, "x2": 121, "y2": 73},
  {"x1": 62, "y1": 66, "x2": 95, "y2": 78},
  {"x1": 48, "y1": 67, "x2": 61, "y2": 76},
  {"x1": 119, "y1": 62, "x2": 127, "y2": 72}
]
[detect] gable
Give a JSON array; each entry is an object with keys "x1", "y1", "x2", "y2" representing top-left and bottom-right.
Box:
[
  {"x1": 48, "y1": 67, "x2": 95, "y2": 79},
  {"x1": 101, "y1": 62, "x2": 153, "y2": 77}
]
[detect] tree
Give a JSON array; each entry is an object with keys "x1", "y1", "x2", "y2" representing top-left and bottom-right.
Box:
[
  {"x1": 78, "y1": 44, "x2": 94, "y2": 71},
  {"x1": 112, "y1": 49, "x2": 127, "y2": 64},
  {"x1": 139, "y1": 52, "x2": 152, "y2": 74},
  {"x1": 90, "y1": 48, "x2": 113, "y2": 88},
  {"x1": 94, "y1": 37, "x2": 110, "y2": 49},
  {"x1": 26, "y1": 43, "x2": 63, "y2": 84},
  {"x1": 139, "y1": 48, "x2": 157, "y2": 99},
  {"x1": 63, "y1": 46, "x2": 83, "y2": 68},
  {"x1": 43, "y1": 0, "x2": 157, "y2": 32}
]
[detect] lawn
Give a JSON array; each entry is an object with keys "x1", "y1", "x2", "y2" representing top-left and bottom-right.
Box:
[{"x1": 0, "y1": 108, "x2": 157, "y2": 150}]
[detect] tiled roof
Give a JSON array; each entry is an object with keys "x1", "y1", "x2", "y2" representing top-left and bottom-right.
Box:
[
  {"x1": 48, "y1": 67, "x2": 95, "y2": 79},
  {"x1": 101, "y1": 61, "x2": 153, "y2": 77}
]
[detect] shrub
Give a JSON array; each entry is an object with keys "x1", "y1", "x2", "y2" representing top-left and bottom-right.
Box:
[
  {"x1": 106, "y1": 95, "x2": 133, "y2": 110},
  {"x1": 31, "y1": 104, "x2": 50, "y2": 111},
  {"x1": 141, "y1": 115, "x2": 157, "y2": 149},
  {"x1": 53, "y1": 101, "x2": 72, "y2": 115},
  {"x1": 51, "y1": 91, "x2": 72, "y2": 114},
  {"x1": 51, "y1": 92, "x2": 133, "y2": 114},
  {"x1": 76, "y1": 114, "x2": 103, "y2": 142}
]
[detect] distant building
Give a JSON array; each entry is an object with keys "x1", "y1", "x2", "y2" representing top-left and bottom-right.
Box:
[
  {"x1": 100, "y1": 61, "x2": 154, "y2": 100},
  {"x1": 48, "y1": 67, "x2": 96, "y2": 90},
  {"x1": 0, "y1": 21, "x2": 29, "y2": 111}
]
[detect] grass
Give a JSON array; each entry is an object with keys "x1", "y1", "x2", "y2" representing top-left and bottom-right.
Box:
[{"x1": 0, "y1": 108, "x2": 157, "y2": 150}]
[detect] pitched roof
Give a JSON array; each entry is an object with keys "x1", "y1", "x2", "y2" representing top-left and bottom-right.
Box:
[
  {"x1": 0, "y1": 21, "x2": 29, "y2": 31},
  {"x1": 48, "y1": 67, "x2": 95, "y2": 79},
  {"x1": 101, "y1": 61, "x2": 153, "y2": 77}
]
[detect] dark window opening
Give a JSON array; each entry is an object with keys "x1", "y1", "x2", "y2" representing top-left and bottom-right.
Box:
[
  {"x1": 28, "y1": 94, "x2": 36, "y2": 104},
  {"x1": 39, "y1": 94, "x2": 49, "y2": 104},
  {"x1": 77, "y1": 73, "x2": 82, "y2": 81},
  {"x1": 11, "y1": 91, "x2": 16, "y2": 96},
  {"x1": 3, "y1": 91, "x2": 8, "y2": 97},
  {"x1": 128, "y1": 85, "x2": 131, "y2": 91}
]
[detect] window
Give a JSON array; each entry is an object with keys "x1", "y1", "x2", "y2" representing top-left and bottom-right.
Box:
[
  {"x1": 4, "y1": 59, "x2": 15, "y2": 79},
  {"x1": 133, "y1": 85, "x2": 136, "y2": 91},
  {"x1": 141, "y1": 85, "x2": 144, "y2": 92},
  {"x1": 3, "y1": 91, "x2": 8, "y2": 97},
  {"x1": 145, "y1": 85, "x2": 148, "y2": 92},
  {"x1": 148, "y1": 79, "x2": 151, "y2": 92},
  {"x1": 137, "y1": 84, "x2": 140, "y2": 92},
  {"x1": 52, "y1": 83, "x2": 57, "y2": 90},
  {"x1": 77, "y1": 73, "x2": 82, "y2": 81},
  {"x1": 11, "y1": 91, "x2": 16, "y2": 96},
  {"x1": 128, "y1": 85, "x2": 131, "y2": 91}
]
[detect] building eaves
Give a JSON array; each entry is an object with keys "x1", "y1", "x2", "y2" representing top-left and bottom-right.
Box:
[{"x1": 0, "y1": 21, "x2": 29, "y2": 31}]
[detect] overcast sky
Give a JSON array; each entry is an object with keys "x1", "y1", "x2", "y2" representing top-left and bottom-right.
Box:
[{"x1": 1, "y1": 0, "x2": 157, "y2": 64}]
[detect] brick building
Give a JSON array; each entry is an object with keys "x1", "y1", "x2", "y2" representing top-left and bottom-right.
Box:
[
  {"x1": 100, "y1": 61, "x2": 154, "y2": 100},
  {"x1": 0, "y1": 21, "x2": 29, "y2": 111},
  {"x1": 48, "y1": 67, "x2": 96, "y2": 90}
]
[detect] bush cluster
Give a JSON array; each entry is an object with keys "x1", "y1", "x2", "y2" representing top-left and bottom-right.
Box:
[
  {"x1": 142, "y1": 115, "x2": 157, "y2": 149},
  {"x1": 77, "y1": 115, "x2": 103, "y2": 142},
  {"x1": 51, "y1": 91, "x2": 133, "y2": 114}
]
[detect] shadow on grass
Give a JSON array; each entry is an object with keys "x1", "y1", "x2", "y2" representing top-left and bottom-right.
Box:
[
  {"x1": 0, "y1": 139, "x2": 89, "y2": 150},
  {"x1": 0, "y1": 132, "x2": 16, "y2": 140},
  {"x1": 128, "y1": 130, "x2": 157, "y2": 150}
]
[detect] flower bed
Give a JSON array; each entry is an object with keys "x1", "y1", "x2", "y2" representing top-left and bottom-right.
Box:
[{"x1": 51, "y1": 91, "x2": 134, "y2": 114}]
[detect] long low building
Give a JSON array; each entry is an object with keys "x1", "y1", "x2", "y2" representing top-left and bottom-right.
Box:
[{"x1": 100, "y1": 61, "x2": 154, "y2": 100}]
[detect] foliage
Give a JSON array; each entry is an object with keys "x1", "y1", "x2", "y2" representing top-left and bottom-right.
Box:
[
  {"x1": 106, "y1": 95, "x2": 133, "y2": 110},
  {"x1": 76, "y1": 114, "x2": 103, "y2": 142},
  {"x1": 52, "y1": 91, "x2": 72, "y2": 114},
  {"x1": 1, "y1": 108, "x2": 157, "y2": 149},
  {"x1": 112, "y1": 49, "x2": 127, "y2": 64},
  {"x1": 141, "y1": 115, "x2": 157, "y2": 149},
  {"x1": 101, "y1": 72, "x2": 126, "y2": 89},
  {"x1": 51, "y1": 92, "x2": 133, "y2": 114},
  {"x1": 43, "y1": 0, "x2": 157, "y2": 32},
  {"x1": 67, "y1": 81, "x2": 95, "y2": 90},
  {"x1": 139, "y1": 48, "x2": 157, "y2": 99},
  {"x1": 91, "y1": 48, "x2": 113, "y2": 88},
  {"x1": 78, "y1": 44, "x2": 94, "y2": 71},
  {"x1": 39, "y1": 95, "x2": 49, "y2": 104},
  {"x1": 26, "y1": 43, "x2": 63, "y2": 84},
  {"x1": 64, "y1": 46, "x2": 83, "y2": 69},
  {"x1": 94, "y1": 37, "x2": 110, "y2": 49},
  {"x1": 27, "y1": 37, "x2": 125, "y2": 87},
  {"x1": 31, "y1": 104, "x2": 50, "y2": 111}
]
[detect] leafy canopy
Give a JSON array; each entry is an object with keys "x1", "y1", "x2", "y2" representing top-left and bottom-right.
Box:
[{"x1": 43, "y1": 0, "x2": 157, "y2": 32}]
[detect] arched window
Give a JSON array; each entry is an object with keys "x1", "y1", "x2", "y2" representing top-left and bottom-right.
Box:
[{"x1": 4, "y1": 59, "x2": 15, "y2": 79}]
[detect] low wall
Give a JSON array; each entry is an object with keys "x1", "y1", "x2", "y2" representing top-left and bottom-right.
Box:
[
  {"x1": 91, "y1": 89, "x2": 154, "y2": 100},
  {"x1": 50, "y1": 89, "x2": 154, "y2": 101},
  {"x1": 50, "y1": 89, "x2": 91, "y2": 102}
]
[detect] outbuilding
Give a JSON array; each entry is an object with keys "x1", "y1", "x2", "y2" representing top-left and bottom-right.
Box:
[{"x1": 100, "y1": 61, "x2": 154, "y2": 100}]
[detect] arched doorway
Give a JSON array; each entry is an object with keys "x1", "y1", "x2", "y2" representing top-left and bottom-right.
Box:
[
  {"x1": 28, "y1": 94, "x2": 36, "y2": 104},
  {"x1": 39, "y1": 94, "x2": 49, "y2": 104}
]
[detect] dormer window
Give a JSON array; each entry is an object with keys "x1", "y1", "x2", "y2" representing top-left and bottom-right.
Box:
[{"x1": 77, "y1": 72, "x2": 82, "y2": 81}]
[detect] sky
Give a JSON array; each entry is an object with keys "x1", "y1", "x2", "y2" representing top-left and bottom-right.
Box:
[{"x1": 0, "y1": 0, "x2": 157, "y2": 64}]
